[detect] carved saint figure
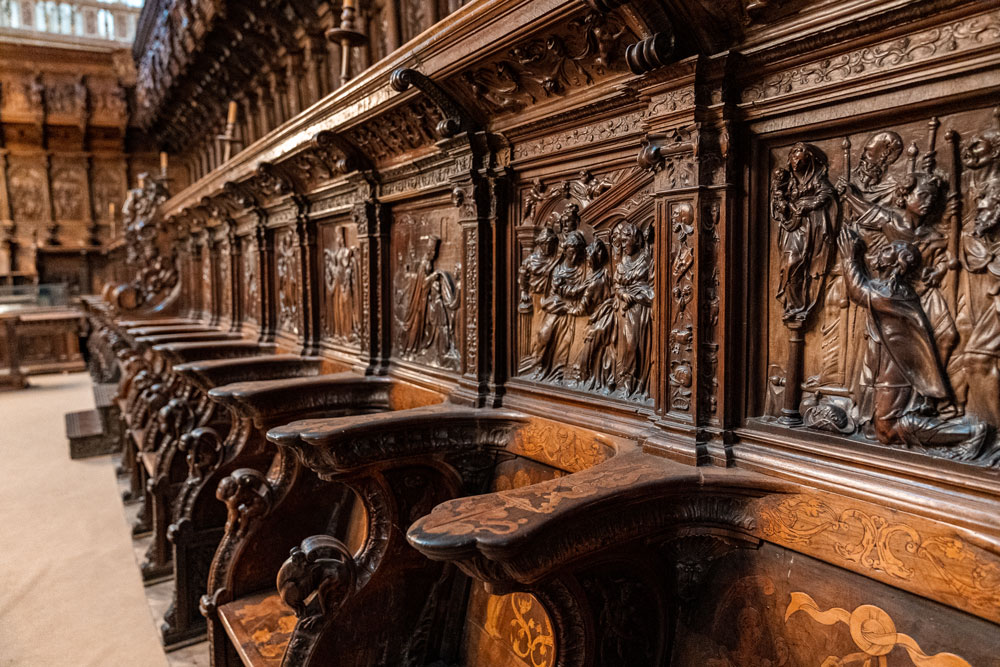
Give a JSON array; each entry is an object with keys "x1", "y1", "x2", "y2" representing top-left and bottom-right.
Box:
[
  {"x1": 571, "y1": 239, "x2": 614, "y2": 390},
  {"x1": 950, "y1": 126, "x2": 1000, "y2": 425},
  {"x1": 523, "y1": 231, "x2": 587, "y2": 381},
  {"x1": 772, "y1": 143, "x2": 837, "y2": 323},
  {"x1": 838, "y1": 229, "x2": 989, "y2": 461},
  {"x1": 517, "y1": 226, "x2": 560, "y2": 314},
  {"x1": 324, "y1": 227, "x2": 360, "y2": 344},
  {"x1": 397, "y1": 235, "x2": 460, "y2": 367},
  {"x1": 612, "y1": 222, "x2": 653, "y2": 397}
]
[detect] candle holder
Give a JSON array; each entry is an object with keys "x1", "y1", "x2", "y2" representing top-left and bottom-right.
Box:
[
  {"x1": 216, "y1": 101, "x2": 242, "y2": 163},
  {"x1": 326, "y1": 0, "x2": 368, "y2": 83}
]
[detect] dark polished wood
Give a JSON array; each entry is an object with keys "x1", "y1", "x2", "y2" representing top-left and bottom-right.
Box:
[{"x1": 77, "y1": 0, "x2": 1000, "y2": 664}]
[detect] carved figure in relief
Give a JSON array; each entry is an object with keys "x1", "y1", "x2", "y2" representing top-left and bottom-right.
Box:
[
  {"x1": 397, "y1": 235, "x2": 460, "y2": 367},
  {"x1": 324, "y1": 227, "x2": 360, "y2": 344},
  {"x1": 277, "y1": 233, "x2": 300, "y2": 334},
  {"x1": 772, "y1": 143, "x2": 837, "y2": 323},
  {"x1": 838, "y1": 229, "x2": 990, "y2": 461},
  {"x1": 523, "y1": 231, "x2": 587, "y2": 381},
  {"x1": 950, "y1": 124, "x2": 1000, "y2": 426},
  {"x1": 570, "y1": 239, "x2": 614, "y2": 390},
  {"x1": 517, "y1": 226, "x2": 560, "y2": 314},
  {"x1": 612, "y1": 222, "x2": 653, "y2": 398}
]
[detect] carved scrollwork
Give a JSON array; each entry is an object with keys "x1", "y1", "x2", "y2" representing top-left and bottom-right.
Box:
[
  {"x1": 457, "y1": 12, "x2": 631, "y2": 115},
  {"x1": 178, "y1": 427, "x2": 224, "y2": 482}
]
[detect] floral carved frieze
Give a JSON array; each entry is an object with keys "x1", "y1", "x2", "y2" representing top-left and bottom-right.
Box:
[
  {"x1": 456, "y1": 12, "x2": 633, "y2": 115},
  {"x1": 742, "y1": 10, "x2": 1000, "y2": 104}
]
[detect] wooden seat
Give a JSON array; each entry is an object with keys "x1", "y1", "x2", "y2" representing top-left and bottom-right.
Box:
[
  {"x1": 66, "y1": 409, "x2": 108, "y2": 459},
  {"x1": 218, "y1": 592, "x2": 295, "y2": 667}
]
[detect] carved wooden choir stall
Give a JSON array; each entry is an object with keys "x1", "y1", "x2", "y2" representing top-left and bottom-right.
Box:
[{"x1": 80, "y1": 0, "x2": 1000, "y2": 664}]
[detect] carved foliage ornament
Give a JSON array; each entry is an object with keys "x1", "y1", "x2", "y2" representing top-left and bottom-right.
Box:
[
  {"x1": 458, "y1": 12, "x2": 631, "y2": 115},
  {"x1": 765, "y1": 110, "x2": 1000, "y2": 466}
]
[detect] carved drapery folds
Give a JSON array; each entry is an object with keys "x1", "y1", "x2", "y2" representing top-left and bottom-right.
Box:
[
  {"x1": 322, "y1": 225, "x2": 361, "y2": 346},
  {"x1": 516, "y1": 169, "x2": 654, "y2": 402},
  {"x1": 393, "y1": 213, "x2": 462, "y2": 371},
  {"x1": 764, "y1": 109, "x2": 1000, "y2": 466},
  {"x1": 277, "y1": 230, "x2": 302, "y2": 336}
]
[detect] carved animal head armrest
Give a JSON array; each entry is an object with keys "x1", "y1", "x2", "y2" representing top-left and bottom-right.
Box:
[
  {"x1": 208, "y1": 374, "x2": 394, "y2": 424},
  {"x1": 152, "y1": 340, "x2": 262, "y2": 365},
  {"x1": 173, "y1": 354, "x2": 323, "y2": 394},
  {"x1": 407, "y1": 451, "x2": 793, "y2": 590},
  {"x1": 277, "y1": 535, "x2": 357, "y2": 628},
  {"x1": 266, "y1": 404, "x2": 528, "y2": 479}
]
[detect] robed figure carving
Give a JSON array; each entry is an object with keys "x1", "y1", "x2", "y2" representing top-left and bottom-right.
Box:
[
  {"x1": 396, "y1": 235, "x2": 461, "y2": 368},
  {"x1": 324, "y1": 227, "x2": 360, "y2": 344},
  {"x1": 611, "y1": 222, "x2": 653, "y2": 398},
  {"x1": 772, "y1": 143, "x2": 837, "y2": 323},
  {"x1": 571, "y1": 239, "x2": 614, "y2": 390},
  {"x1": 838, "y1": 229, "x2": 991, "y2": 462},
  {"x1": 771, "y1": 143, "x2": 838, "y2": 423},
  {"x1": 522, "y1": 231, "x2": 587, "y2": 381}
]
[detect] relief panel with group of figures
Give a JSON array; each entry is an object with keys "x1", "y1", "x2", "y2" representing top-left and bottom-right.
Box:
[
  {"x1": 761, "y1": 106, "x2": 1000, "y2": 467},
  {"x1": 391, "y1": 207, "x2": 463, "y2": 371},
  {"x1": 319, "y1": 222, "x2": 361, "y2": 348},
  {"x1": 514, "y1": 168, "x2": 655, "y2": 404}
]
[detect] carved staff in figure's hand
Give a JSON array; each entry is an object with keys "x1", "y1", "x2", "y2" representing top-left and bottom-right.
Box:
[{"x1": 946, "y1": 128, "x2": 963, "y2": 305}]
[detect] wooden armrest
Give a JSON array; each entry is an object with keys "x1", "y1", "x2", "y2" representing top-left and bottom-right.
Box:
[
  {"x1": 127, "y1": 324, "x2": 216, "y2": 337},
  {"x1": 267, "y1": 404, "x2": 527, "y2": 475},
  {"x1": 407, "y1": 451, "x2": 790, "y2": 588},
  {"x1": 152, "y1": 341, "x2": 263, "y2": 365},
  {"x1": 209, "y1": 373, "x2": 392, "y2": 421},
  {"x1": 134, "y1": 331, "x2": 241, "y2": 346},
  {"x1": 116, "y1": 317, "x2": 200, "y2": 329},
  {"x1": 173, "y1": 355, "x2": 322, "y2": 393}
]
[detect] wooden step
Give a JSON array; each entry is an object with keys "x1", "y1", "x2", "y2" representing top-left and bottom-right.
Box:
[
  {"x1": 218, "y1": 592, "x2": 296, "y2": 667},
  {"x1": 66, "y1": 409, "x2": 116, "y2": 459},
  {"x1": 93, "y1": 382, "x2": 118, "y2": 409}
]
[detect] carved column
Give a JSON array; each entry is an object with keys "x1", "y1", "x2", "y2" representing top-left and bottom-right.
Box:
[
  {"x1": 0, "y1": 150, "x2": 13, "y2": 274},
  {"x1": 352, "y1": 194, "x2": 389, "y2": 375},
  {"x1": 293, "y1": 196, "x2": 321, "y2": 356},
  {"x1": 240, "y1": 92, "x2": 259, "y2": 145},
  {"x1": 256, "y1": 213, "x2": 275, "y2": 343},
  {"x1": 643, "y1": 58, "x2": 736, "y2": 467},
  {"x1": 226, "y1": 219, "x2": 241, "y2": 332},
  {"x1": 84, "y1": 155, "x2": 99, "y2": 245},
  {"x1": 206, "y1": 229, "x2": 220, "y2": 326}
]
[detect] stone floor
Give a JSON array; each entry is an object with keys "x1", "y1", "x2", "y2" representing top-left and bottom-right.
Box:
[{"x1": 0, "y1": 372, "x2": 211, "y2": 666}]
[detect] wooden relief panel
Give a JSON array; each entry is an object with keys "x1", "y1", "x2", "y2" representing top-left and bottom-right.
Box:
[
  {"x1": 50, "y1": 159, "x2": 87, "y2": 221},
  {"x1": 218, "y1": 236, "x2": 232, "y2": 322},
  {"x1": 515, "y1": 169, "x2": 654, "y2": 403},
  {"x1": 243, "y1": 236, "x2": 259, "y2": 325},
  {"x1": 7, "y1": 158, "x2": 45, "y2": 223},
  {"x1": 319, "y1": 222, "x2": 361, "y2": 347},
  {"x1": 201, "y1": 243, "x2": 213, "y2": 318},
  {"x1": 671, "y1": 543, "x2": 998, "y2": 666},
  {"x1": 391, "y1": 208, "x2": 462, "y2": 371},
  {"x1": 276, "y1": 229, "x2": 301, "y2": 337},
  {"x1": 92, "y1": 162, "x2": 125, "y2": 224},
  {"x1": 760, "y1": 106, "x2": 1000, "y2": 466}
]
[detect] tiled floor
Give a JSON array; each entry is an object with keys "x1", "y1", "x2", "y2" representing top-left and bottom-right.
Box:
[{"x1": 118, "y1": 463, "x2": 210, "y2": 667}]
